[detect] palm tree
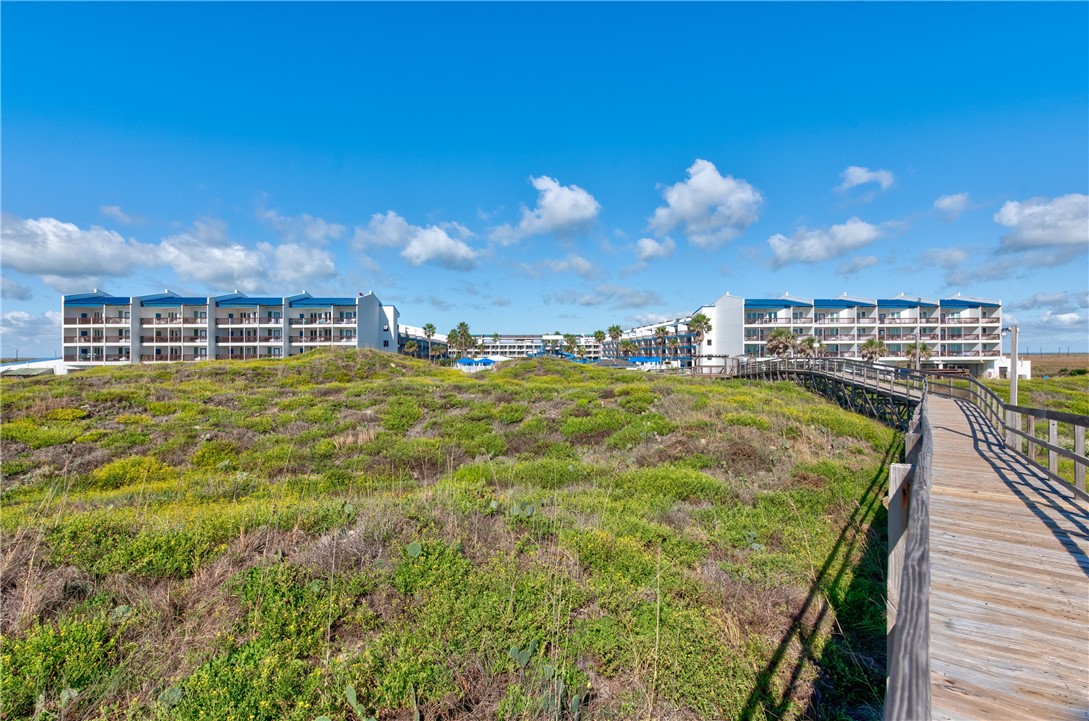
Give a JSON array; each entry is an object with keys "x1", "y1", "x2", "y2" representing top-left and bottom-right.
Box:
[
  {"x1": 668, "y1": 337, "x2": 680, "y2": 365},
  {"x1": 765, "y1": 328, "x2": 797, "y2": 358},
  {"x1": 654, "y1": 326, "x2": 668, "y2": 363},
  {"x1": 687, "y1": 313, "x2": 712, "y2": 374},
  {"x1": 563, "y1": 333, "x2": 577, "y2": 356},
  {"x1": 906, "y1": 340, "x2": 932, "y2": 370},
  {"x1": 797, "y1": 336, "x2": 822, "y2": 359},
  {"x1": 620, "y1": 339, "x2": 636, "y2": 358},
  {"x1": 607, "y1": 325, "x2": 622, "y2": 357},
  {"x1": 491, "y1": 332, "x2": 501, "y2": 345},
  {"x1": 860, "y1": 337, "x2": 887, "y2": 363},
  {"x1": 403, "y1": 339, "x2": 419, "y2": 357},
  {"x1": 422, "y1": 323, "x2": 436, "y2": 362},
  {"x1": 450, "y1": 322, "x2": 473, "y2": 358}
]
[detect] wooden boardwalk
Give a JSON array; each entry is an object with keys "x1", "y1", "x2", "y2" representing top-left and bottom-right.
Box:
[{"x1": 927, "y1": 397, "x2": 1089, "y2": 720}]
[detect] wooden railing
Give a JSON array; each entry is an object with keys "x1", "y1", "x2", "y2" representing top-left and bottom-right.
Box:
[
  {"x1": 885, "y1": 396, "x2": 933, "y2": 721},
  {"x1": 923, "y1": 371, "x2": 1088, "y2": 500}
]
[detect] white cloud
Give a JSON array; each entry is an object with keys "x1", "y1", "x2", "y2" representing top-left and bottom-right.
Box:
[
  {"x1": 491, "y1": 175, "x2": 600, "y2": 244},
  {"x1": 100, "y1": 205, "x2": 137, "y2": 225},
  {"x1": 258, "y1": 204, "x2": 346, "y2": 245},
  {"x1": 355, "y1": 211, "x2": 478, "y2": 270},
  {"x1": 0, "y1": 310, "x2": 62, "y2": 357},
  {"x1": 543, "y1": 254, "x2": 598, "y2": 279},
  {"x1": 994, "y1": 194, "x2": 1089, "y2": 250},
  {"x1": 1035, "y1": 309, "x2": 1086, "y2": 329},
  {"x1": 1011, "y1": 291, "x2": 1089, "y2": 313},
  {"x1": 402, "y1": 226, "x2": 478, "y2": 270},
  {"x1": 837, "y1": 255, "x2": 879, "y2": 276},
  {"x1": 767, "y1": 217, "x2": 883, "y2": 267},
  {"x1": 1, "y1": 275, "x2": 33, "y2": 300},
  {"x1": 634, "y1": 236, "x2": 676, "y2": 262},
  {"x1": 159, "y1": 219, "x2": 269, "y2": 292},
  {"x1": 650, "y1": 159, "x2": 762, "y2": 249},
  {"x1": 263, "y1": 242, "x2": 338, "y2": 285},
  {"x1": 1, "y1": 216, "x2": 159, "y2": 290},
  {"x1": 836, "y1": 166, "x2": 895, "y2": 195},
  {"x1": 921, "y1": 247, "x2": 970, "y2": 267},
  {"x1": 543, "y1": 284, "x2": 662, "y2": 309},
  {"x1": 944, "y1": 246, "x2": 1083, "y2": 286},
  {"x1": 934, "y1": 193, "x2": 970, "y2": 221}
]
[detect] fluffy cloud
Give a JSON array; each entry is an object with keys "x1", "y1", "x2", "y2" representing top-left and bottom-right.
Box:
[
  {"x1": 650, "y1": 160, "x2": 762, "y2": 249},
  {"x1": 159, "y1": 219, "x2": 269, "y2": 292},
  {"x1": 0, "y1": 310, "x2": 62, "y2": 356},
  {"x1": 543, "y1": 284, "x2": 662, "y2": 309},
  {"x1": 263, "y1": 242, "x2": 338, "y2": 285},
  {"x1": 100, "y1": 205, "x2": 137, "y2": 225},
  {"x1": 634, "y1": 237, "x2": 676, "y2": 262},
  {"x1": 836, "y1": 166, "x2": 895, "y2": 195},
  {"x1": 355, "y1": 211, "x2": 478, "y2": 270},
  {"x1": 1011, "y1": 291, "x2": 1089, "y2": 312},
  {"x1": 767, "y1": 217, "x2": 883, "y2": 267},
  {"x1": 1034, "y1": 309, "x2": 1087, "y2": 330},
  {"x1": 258, "y1": 205, "x2": 346, "y2": 244},
  {"x1": 994, "y1": 194, "x2": 1089, "y2": 250},
  {"x1": 543, "y1": 254, "x2": 598, "y2": 279},
  {"x1": 1, "y1": 275, "x2": 33, "y2": 300},
  {"x1": 491, "y1": 176, "x2": 600, "y2": 244},
  {"x1": 1, "y1": 216, "x2": 159, "y2": 289},
  {"x1": 934, "y1": 193, "x2": 970, "y2": 221},
  {"x1": 836, "y1": 255, "x2": 879, "y2": 276},
  {"x1": 921, "y1": 247, "x2": 970, "y2": 267},
  {"x1": 946, "y1": 244, "x2": 1084, "y2": 286}
]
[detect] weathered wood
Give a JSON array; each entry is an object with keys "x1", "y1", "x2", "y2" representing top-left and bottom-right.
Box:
[
  {"x1": 1049, "y1": 419, "x2": 1059, "y2": 475},
  {"x1": 887, "y1": 462, "x2": 913, "y2": 634},
  {"x1": 1027, "y1": 415, "x2": 1036, "y2": 464},
  {"x1": 926, "y1": 397, "x2": 1089, "y2": 721},
  {"x1": 885, "y1": 404, "x2": 932, "y2": 721},
  {"x1": 1076, "y1": 426, "x2": 1086, "y2": 496}
]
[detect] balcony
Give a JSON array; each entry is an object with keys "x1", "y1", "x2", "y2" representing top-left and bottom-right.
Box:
[
  {"x1": 141, "y1": 317, "x2": 187, "y2": 325},
  {"x1": 943, "y1": 333, "x2": 981, "y2": 341},
  {"x1": 139, "y1": 354, "x2": 205, "y2": 362},
  {"x1": 814, "y1": 318, "x2": 857, "y2": 325},
  {"x1": 855, "y1": 318, "x2": 877, "y2": 324},
  {"x1": 214, "y1": 353, "x2": 276, "y2": 360},
  {"x1": 880, "y1": 318, "x2": 920, "y2": 325},
  {"x1": 64, "y1": 354, "x2": 131, "y2": 362},
  {"x1": 287, "y1": 318, "x2": 357, "y2": 326},
  {"x1": 216, "y1": 336, "x2": 260, "y2": 344},
  {"x1": 216, "y1": 317, "x2": 262, "y2": 326},
  {"x1": 942, "y1": 317, "x2": 981, "y2": 325}
]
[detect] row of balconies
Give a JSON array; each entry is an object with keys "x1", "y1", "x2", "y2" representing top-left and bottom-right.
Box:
[
  {"x1": 64, "y1": 335, "x2": 356, "y2": 346},
  {"x1": 63, "y1": 316, "x2": 359, "y2": 327},
  {"x1": 746, "y1": 316, "x2": 1000, "y2": 326},
  {"x1": 743, "y1": 332, "x2": 1001, "y2": 342}
]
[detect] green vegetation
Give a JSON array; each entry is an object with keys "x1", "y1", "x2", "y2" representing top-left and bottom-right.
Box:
[{"x1": 1, "y1": 349, "x2": 895, "y2": 720}]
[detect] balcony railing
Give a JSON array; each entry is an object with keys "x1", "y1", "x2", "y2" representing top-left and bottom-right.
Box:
[
  {"x1": 214, "y1": 353, "x2": 277, "y2": 360},
  {"x1": 287, "y1": 318, "x2": 357, "y2": 326},
  {"x1": 141, "y1": 317, "x2": 206, "y2": 325},
  {"x1": 943, "y1": 333, "x2": 981, "y2": 341},
  {"x1": 216, "y1": 337, "x2": 260, "y2": 344},
  {"x1": 65, "y1": 354, "x2": 131, "y2": 362},
  {"x1": 139, "y1": 354, "x2": 205, "y2": 362},
  {"x1": 880, "y1": 318, "x2": 920, "y2": 325},
  {"x1": 941, "y1": 317, "x2": 981, "y2": 324},
  {"x1": 64, "y1": 317, "x2": 129, "y2": 325}
]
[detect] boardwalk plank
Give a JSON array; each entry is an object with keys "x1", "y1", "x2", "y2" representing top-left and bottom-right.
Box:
[{"x1": 926, "y1": 397, "x2": 1089, "y2": 721}]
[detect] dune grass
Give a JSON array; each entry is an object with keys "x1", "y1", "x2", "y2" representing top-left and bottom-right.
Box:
[{"x1": 1, "y1": 349, "x2": 895, "y2": 720}]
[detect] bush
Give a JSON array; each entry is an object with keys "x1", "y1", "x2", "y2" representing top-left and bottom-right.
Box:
[
  {"x1": 90, "y1": 455, "x2": 178, "y2": 490},
  {"x1": 44, "y1": 407, "x2": 89, "y2": 421},
  {"x1": 192, "y1": 440, "x2": 239, "y2": 470},
  {"x1": 0, "y1": 419, "x2": 84, "y2": 448}
]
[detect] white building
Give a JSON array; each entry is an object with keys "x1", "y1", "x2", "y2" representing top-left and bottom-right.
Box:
[
  {"x1": 61, "y1": 289, "x2": 399, "y2": 366},
  {"x1": 607, "y1": 291, "x2": 1012, "y2": 377},
  {"x1": 471, "y1": 333, "x2": 604, "y2": 361}
]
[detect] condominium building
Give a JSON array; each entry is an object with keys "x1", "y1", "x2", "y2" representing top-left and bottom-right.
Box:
[
  {"x1": 607, "y1": 291, "x2": 1008, "y2": 377},
  {"x1": 61, "y1": 289, "x2": 398, "y2": 366},
  {"x1": 469, "y1": 333, "x2": 604, "y2": 361}
]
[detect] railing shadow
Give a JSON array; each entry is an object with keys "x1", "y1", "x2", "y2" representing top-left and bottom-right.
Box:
[
  {"x1": 737, "y1": 437, "x2": 899, "y2": 721},
  {"x1": 953, "y1": 399, "x2": 1089, "y2": 576}
]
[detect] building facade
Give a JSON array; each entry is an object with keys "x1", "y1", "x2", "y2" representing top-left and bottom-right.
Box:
[
  {"x1": 62, "y1": 290, "x2": 398, "y2": 366},
  {"x1": 607, "y1": 292, "x2": 1008, "y2": 377}
]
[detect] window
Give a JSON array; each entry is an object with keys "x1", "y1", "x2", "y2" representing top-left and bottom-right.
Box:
[
  {"x1": 383, "y1": 340, "x2": 389, "y2": 347},
  {"x1": 706, "y1": 339, "x2": 712, "y2": 346}
]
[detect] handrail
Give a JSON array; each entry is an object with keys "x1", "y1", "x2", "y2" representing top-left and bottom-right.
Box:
[
  {"x1": 733, "y1": 357, "x2": 1088, "y2": 501},
  {"x1": 885, "y1": 396, "x2": 933, "y2": 720}
]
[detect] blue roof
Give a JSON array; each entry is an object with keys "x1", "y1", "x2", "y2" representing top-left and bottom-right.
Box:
[
  {"x1": 216, "y1": 297, "x2": 284, "y2": 307},
  {"x1": 141, "y1": 296, "x2": 208, "y2": 307},
  {"x1": 878, "y1": 299, "x2": 939, "y2": 308},
  {"x1": 813, "y1": 299, "x2": 866, "y2": 308},
  {"x1": 288, "y1": 297, "x2": 358, "y2": 307},
  {"x1": 941, "y1": 298, "x2": 1001, "y2": 308},
  {"x1": 630, "y1": 356, "x2": 663, "y2": 363},
  {"x1": 744, "y1": 299, "x2": 811, "y2": 308},
  {"x1": 64, "y1": 297, "x2": 131, "y2": 306}
]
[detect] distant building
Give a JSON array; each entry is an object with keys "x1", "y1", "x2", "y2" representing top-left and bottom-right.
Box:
[
  {"x1": 607, "y1": 292, "x2": 1010, "y2": 377},
  {"x1": 61, "y1": 289, "x2": 398, "y2": 366}
]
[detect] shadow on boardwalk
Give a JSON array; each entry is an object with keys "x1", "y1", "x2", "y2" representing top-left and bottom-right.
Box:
[
  {"x1": 737, "y1": 438, "x2": 899, "y2": 721},
  {"x1": 954, "y1": 399, "x2": 1089, "y2": 577}
]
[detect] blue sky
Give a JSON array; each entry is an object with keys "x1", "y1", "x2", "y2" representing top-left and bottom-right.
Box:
[{"x1": 2, "y1": 2, "x2": 1087, "y2": 357}]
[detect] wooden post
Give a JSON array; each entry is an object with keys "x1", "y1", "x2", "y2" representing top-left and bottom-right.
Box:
[
  {"x1": 1076, "y1": 425, "x2": 1086, "y2": 496},
  {"x1": 1049, "y1": 420, "x2": 1059, "y2": 475},
  {"x1": 1027, "y1": 416, "x2": 1036, "y2": 464},
  {"x1": 887, "y1": 463, "x2": 912, "y2": 634}
]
